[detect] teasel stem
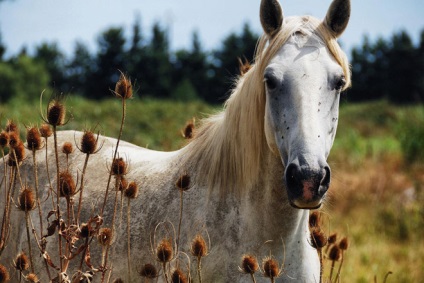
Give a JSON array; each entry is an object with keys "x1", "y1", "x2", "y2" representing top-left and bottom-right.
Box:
[
  {"x1": 197, "y1": 258, "x2": 203, "y2": 283},
  {"x1": 52, "y1": 125, "x2": 63, "y2": 271},
  {"x1": 76, "y1": 154, "x2": 90, "y2": 224},
  {"x1": 42, "y1": 136, "x2": 55, "y2": 210},
  {"x1": 0, "y1": 166, "x2": 16, "y2": 255},
  {"x1": 318, "y1": 249, "x2": 323, "y2": 283},
  {"x1": 24, "y1": 211, "x2": 34, "y2": 273},
  {"x1": 126, "y1": 197, "x2": 131, "y2": 282},
  {"x1": 101, "y1": 97, "x2": 126, "y2": 217}
]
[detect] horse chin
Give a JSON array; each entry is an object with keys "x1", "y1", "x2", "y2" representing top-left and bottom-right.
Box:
[{"x1": 288, "y1": 199, "x2": 323, "y2": 210}]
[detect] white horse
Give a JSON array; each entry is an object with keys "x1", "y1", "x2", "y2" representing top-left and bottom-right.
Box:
[{"x1": 2, "y1": 0, "x2": 351, "y2": 282}]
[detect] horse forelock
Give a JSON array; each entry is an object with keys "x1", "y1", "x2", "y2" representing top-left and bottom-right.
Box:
[{"x1": 181, "y1": 15, "x2": 351, "y2": 198}]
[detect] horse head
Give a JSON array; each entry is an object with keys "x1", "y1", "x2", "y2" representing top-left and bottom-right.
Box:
[{"x1": 260, "y1": 0, "x2": 351, "y2": 209}]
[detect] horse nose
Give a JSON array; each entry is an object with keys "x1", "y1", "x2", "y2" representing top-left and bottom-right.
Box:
[{"x1": 285, "y1": 162, "x2": 331, "y2": 208}]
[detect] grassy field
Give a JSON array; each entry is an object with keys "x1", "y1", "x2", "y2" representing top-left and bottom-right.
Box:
[{"x1": 1, "y1": 96, "x2": 423, "y2": 282}]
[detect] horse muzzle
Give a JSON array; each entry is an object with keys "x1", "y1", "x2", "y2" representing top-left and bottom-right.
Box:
[{"x1": 284, "y1": 161, "x2": 331, "y2": 209}]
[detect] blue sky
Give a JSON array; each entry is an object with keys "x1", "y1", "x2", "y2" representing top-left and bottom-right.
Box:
[{"x1": 0, "y1": 0, "x2": 423, "y2": 58}]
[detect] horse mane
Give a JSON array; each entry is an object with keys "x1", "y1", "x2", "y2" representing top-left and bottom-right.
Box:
[{"x1": 180, "y1": 16, "x2": 351, "y2": 196}]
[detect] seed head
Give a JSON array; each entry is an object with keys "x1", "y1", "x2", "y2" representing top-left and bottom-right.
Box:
[
  {"x1": 310, "y1": 228, "x2": 328, "y2": 249},
  {"x1": 238, "y1": 57, "x2": 252, "y2": 75},
  {"x1": 39, "y1": 124, "x2": 52, "y2": 138},
  {"x1": 114, "y1": 72, "x2": 133, "y2": 99},
  {"x1": 171, "y1": 269, "x2": 187, "y2": 283},
  {"x1": 26, "y1": 273, "x2": 39, "y2": 283},
  {"x1": 98, "y1": 227, "x2": 113, "y2": 246},
  {"x1": 0, "y1": 264, "x2": 10, "y2": 283},
  {"x1": 26, "y1": 127, "x2": 42, "y2": 151},
  {"x1": 80, "y1": 130, "x2": 98, "y2": 154},
  {"x1": 241, "y1": 254, "x2": 259, "y2": 274},
  {"x1": 0, "y1": 131, "x2": 9, "y2": 148},
  {"x1": 14, "y1": 252, "x2": 30, "y2": 271},
  {"x1": 328, "y1": 233, "x2": 338, "y2": 245},
  {"x1": 8, "y1": 131, "x2": 20, "y2": 148},
  {"x1": 175, "y1": 173, "x2": 191, "y2": 191},
  {"x1": 262, "y1": 257, "x2": 280, "y2": 279},
  {"x1": 124, "y1": 181, "x2": 138, "y2": 199},
  {"x1": 59, "y1": 171, "x2": 76, "y2": 198},
  {"x1": 18, "y1": 187, "x2": 36, "y2": 212},
  {"x1": 47, "y1": 100, "x2": 66, "y2": 126},
  {"x1": 8, "y1": 141, "x2": 25, "y2": 166},
  {"x1": 182, "y1": 121, "x2": 195, "y2": 139},
  {"x1": 156, "y1": 238, "x2": 173, "y2": 263},
  {"x1": 111, "y1": 157, "x2": 127, "y2": 176},
  {"x1": 79, "y1": 223, "x2": 93, "y2": 238},
  {"x1": 190, "y1": 234, "x2": 208, "y2": 259},
  {"x1": 139, "y1": 263, "x2": 158, "y2": 278},
  {"x1": 62, "y1": 142, "x2": 73, "y2": 155},
  {"x1": 309, "y1": 211, "x2": 321, "y2": 229},
  {"x1": 339, "y1": 237, "x2": 349, "y2": 250},
  {"x1": 328, "y1": 245, "x2": 342, "y2": 261},
  {"x1": 118, "y1": 178, "x2": 128, "y2": 192},
  {"x1": 5, "y1": 120, "x2": 18, "y2": 133}
]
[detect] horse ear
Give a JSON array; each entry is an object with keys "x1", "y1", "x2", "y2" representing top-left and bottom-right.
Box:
[
  {"x1": 325, "y1": 0, "x2": 351, "y2": 37},
  {"x1": 260, "y1": 0, "x2": 283, "y2": 38}
]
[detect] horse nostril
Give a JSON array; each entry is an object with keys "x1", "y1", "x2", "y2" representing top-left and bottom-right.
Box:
[
  {"x1": 286, "y1": 163, "x2": 301, "y2": 190},
  {"x1": 320, "y1": 166, "x2": 331, "y2": 187}
]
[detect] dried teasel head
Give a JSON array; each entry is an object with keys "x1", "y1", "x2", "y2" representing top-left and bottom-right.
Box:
[
  {"x1": 98, "y1": 227, "x2": 113, "y2": 246},
  {"x1": 5, "y1": 119, "x2": 18, "y2": 133},
  {"x1": 310, "y1": 228, "x2": 328, "y2": 249},
  {"x1": 328, "y1": 233, "x2": 338, "y2": 245},
  {"x1": 309, "y1": 211, "x2": 321, "y2": 229},
  {"x1": 39, "y1": 123, "x2": 52, "y2": 138},
  {"x1": 156, "y1": 238, "x2": 174, "y2": 263},
  {"x1": 8, "y1": 141, "x2": 25, "y2": 166},
  {"x1": 111, "y1": 157, "x2": 127, "y2": 176},
  {"x1": 47, "y1": 99, "x2": 66, "y2": 126},
  {"x1": 59, "y1": 171, "x2": 76, "y2": 198},
  {"x1": 238, "y1": 57, "x2": 252, "y2": 75},
  {"x1": 175, "y1": 173, "x2": 191, "y2": 192},
  {"x1": 25, "y1": 273, "x2": 39, "y2": 283},
  {"x1": 8, "y1": 131, "x2": 20, "y2": 149},
  {"x1": 80, "y1": 130, "x2": 98, "y2": 154},
  {"x1": 18, "y1": 187, "x2": 36, "y2": 212},
  {"x1": 339, "y1": 237, "x2": 349, "y2": 250},
  {"x1": 62, "y1": 142, "x2": 74, "y2": 155},
  {"x1": 13, "y1": 252, "x2": 30, "y2": 271},
  {"x1": 118, "y1": 177, "x2": 128, "y2": 192},
  {"x1": 139, "y1": 263, "x2": 158, "y2": 279},
  {"x1": 114, "y1": 71, "x2": 133, "y2": 99},
  {"x1": 171, "y1": 268, "x2": 188, "y2": 283},
  {"x1": 190, "y1": 234, "x2": 208, "y2": 259},
  {"x1": 0, "y1": 264, "x2": 10, "y2": 283},
  {"x1": 124, "y1": 181, "x2": 138, "y2": 199},
  {"x1": 262, "y1": 257, "x2": 280, "y2": 279},
  {"x1": 79, "y1": 223, "x2": 94, "y2": 238},
  {"x1": 182, "y1": 120, "x2": 195, "y2": 139},
  {"x1": 240, "y1": 254, "x2": 259, "y2": 274},
  {"x1": 328, "y1": 245, "x2": 342, "y2": 261},
  {"x1": 0, "y1": 131, "x2": 9, "y2": 149},
  {"x1": 26, "y1": 126, "x2": 42, "y2": 151}
]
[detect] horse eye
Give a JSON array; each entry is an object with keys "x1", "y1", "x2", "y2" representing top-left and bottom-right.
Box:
[
  {"x1": 334, "y1": 76, "x2": 346, "y2": 91},
  {"x1": 264, "y1": 74, "x2": 278, "y2": 90}
]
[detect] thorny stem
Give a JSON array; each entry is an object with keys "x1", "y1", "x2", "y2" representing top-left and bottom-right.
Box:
[
  {"x1": 126, "y1": 198, "x2": 131, "y2": 282},
  {"x1": 329, "y1": 260, "x2": 336, "y2": 282},
  {"x1": 53, "y1": 125, "x2": 63, "y2": 271},
  {"x1": 101, "y1": 98, "x2": 126, "y2": 217},
  {"x1": 318, "y1": 249, "x2": 323, "y2": 283},
  {"x1": 250, "y1": 273, "x2": 257, "y2": 283},
  {"x1": 163, "y1": 262, "x2": 169, "y2": 283},
  {"x1": 76, "y1": 153, "x2": 90, "y2": 224},
  {"x1": 44, "y1": 137, "x2": 56, "y2": 210},
  {"x1": 24, "y1": 211, "x2": 34, "y2": 273},
  {"x1": 335, "y1": 250, "x2": 344, "y2": 283},
  {"x1": 0, "y1": 166, "x2": 16, "y2": 254},
  {"x1": 197, "y1": 257, "x2": 203, "y2": 283},
  {"x1": 32, "y1": 149, "x2": 52, "y2": 280}
]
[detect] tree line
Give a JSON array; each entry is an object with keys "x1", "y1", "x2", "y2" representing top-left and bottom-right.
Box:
[{"x1": 0, "y1": 18, "x2": 423, "y2": 104}]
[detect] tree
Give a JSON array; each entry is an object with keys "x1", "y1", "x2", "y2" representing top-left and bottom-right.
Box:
[
  {"x1": 67, "y1": 41, "x2": 95, "y2": 95},
  {"x1": 34, "y1": 42, "x2": 67, "y2": 91},
  {"x1": 87, "y1": 27, "x2": 126, "y2": 99}
]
